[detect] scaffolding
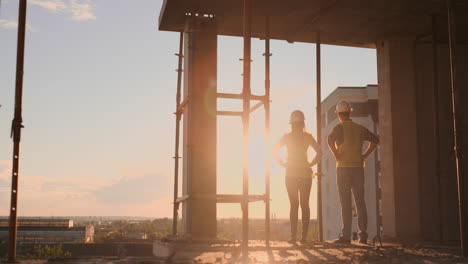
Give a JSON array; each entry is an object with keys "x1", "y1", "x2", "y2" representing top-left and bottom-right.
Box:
[
  {"x1": 3, "y1": 0, "x2": 468, "y2": 261},
  {"x1": 7, "y1": 0, "x2": 27, "y2": 262},
  {"x1": 162, "y1": 0, "x2": 467, "y2": 257},
  {"x1": 170, "y1": 0, "x2": 272, "y2": 254},
  {"x1": 170, "y1": 0, "x2": 326, "y2": 255}
]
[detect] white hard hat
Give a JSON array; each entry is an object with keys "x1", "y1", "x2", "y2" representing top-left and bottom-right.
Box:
[
  {"x1": 336, "y1": 100, "x2": 352, "y2": 113},
  {"x1": 289, "y1": 110, "x2": 305, "y2": 123}
]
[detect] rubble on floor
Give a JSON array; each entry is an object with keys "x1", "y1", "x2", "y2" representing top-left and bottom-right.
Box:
[{"x1": 8, "y1": 240, "x2": 468, "y2": 264}]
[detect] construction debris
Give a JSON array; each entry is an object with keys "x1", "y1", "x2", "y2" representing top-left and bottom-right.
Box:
[{"x1": 10, "y1": 240, "x2": 468, "y2": 263}]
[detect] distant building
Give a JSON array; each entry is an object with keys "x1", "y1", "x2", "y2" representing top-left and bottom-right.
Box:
[
  {"x1": 0, "y1": 218, "x2": 73, "y2": 228},
  {"x1": 124, "y1": 231, "x2": 148, "y2": 240},
  {"x1": 0, "y1": 217, "x2": 94, "y2": 243},
  {"x1": 320, "y1": 85, "x2": 381, "y2": 241}
]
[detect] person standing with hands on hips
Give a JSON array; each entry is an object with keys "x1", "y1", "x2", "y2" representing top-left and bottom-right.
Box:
[
  {"x1": 274, "y1": 110, "x2": 321, "y2": 244},
  {"x1": 327, "y1": 100, "x2": 379, "y2": 244}
]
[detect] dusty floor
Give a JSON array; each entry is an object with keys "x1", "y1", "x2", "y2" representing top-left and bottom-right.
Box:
[{"x1": 7, "y1": 241, "x2": 468, "y2": 264}]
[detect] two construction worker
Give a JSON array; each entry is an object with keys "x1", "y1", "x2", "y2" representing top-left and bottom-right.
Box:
[{"x1": 274, "y1": 100, "x2": 379, "y2": 244}]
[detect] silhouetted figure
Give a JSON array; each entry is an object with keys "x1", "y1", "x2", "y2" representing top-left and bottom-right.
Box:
[
  {"x1": 327, "y1": 100, "x2": 379, "y2": 244},
  {"x1": 274, "y1": 110, "x2": 321, "y2": 243}
]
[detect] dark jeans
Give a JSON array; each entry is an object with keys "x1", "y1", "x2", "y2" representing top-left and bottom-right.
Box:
[
  {"x1": 285, "y1": 177, "x2": 312, "y2": 240},
  {"x1": 337, "y1": 167, "x2": 368, "y2": 240}
]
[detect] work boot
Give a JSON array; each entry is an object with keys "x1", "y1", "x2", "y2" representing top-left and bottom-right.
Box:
[
  {"x1": 332, "y1": 235, "x2": 351, "y2": 244},
  {"x1": 300, "y1": 231, "x2": 308, "y2": 244},
  {"x1": 359, "y1": 233, "x2": 368, "y2": 244}
]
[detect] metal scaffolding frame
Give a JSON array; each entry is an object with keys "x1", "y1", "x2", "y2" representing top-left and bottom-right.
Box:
[
  {"x1": 169, "y1": 3, "x2": 327, "y2": 252},
  {"x1": 315, "y1": 32, "x2": 324, "y2": 242},
  {"x1": 3, "y1": 0, "x2": 466, "y2": 260},
  {"x1": 8, "y1": 0, "x2": 27, "y2": 262},
  {"x1": 170, "y1": 0, "x2": 272, "y2": 256},
  {"x1": 172, "y1": 31, "x2": 184, "y2": 237}
]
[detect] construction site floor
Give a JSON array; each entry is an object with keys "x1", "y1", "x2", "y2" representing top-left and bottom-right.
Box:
[{"x1": 8, "y1": 240, "x2": 468, "y2": 263}]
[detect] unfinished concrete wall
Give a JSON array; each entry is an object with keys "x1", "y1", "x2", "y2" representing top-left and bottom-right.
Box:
[
  {"x1": 182, "y1": 17, "x2": 218, "y2": 240},
  {"x1": 459, "y1": 40, "x2": 468, "y2": 251},
  {"x1": 376, "y1": 40, "x2": 421, "y2": 239},
  {"x1": 377, "y1": 32, "x2": 468, "y2": 242},
  {"x1": 414, "y1": 41, "x2": 462, "y2": 243}
]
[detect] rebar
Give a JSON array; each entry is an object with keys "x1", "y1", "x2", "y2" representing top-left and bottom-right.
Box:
[{"x1": 446, "y1": 0, "x2": 467, "y2": 257}]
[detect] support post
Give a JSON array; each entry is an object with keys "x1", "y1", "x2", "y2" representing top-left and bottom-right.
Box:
[
  {"x1": 172, "y1": 32, "x2": 184, "y2": 236},
  {"x1": 8, "y1": 0, "x2": 27, "y2": 262},
  {"x1": 431, "y1": 15, "x2": 443, "y2": 244},
  {"x1": 446, "y1": 0, "x2": 467, "y2": 257},
  {"x1": 316, "y1": 32, "x2": 324, "y2": 242},
  {"x1": 242, "y1": 0, "x2": 252, "y2": 258},
  {"x1": 181, "y1": 17, "x2": 217, "y2": 240},
  {"x1": 264, "y1": 15, "x2": 271, "y2": 244},
  {"x1": 372, "y1": 121, "x2": 382, "y2": 246}
]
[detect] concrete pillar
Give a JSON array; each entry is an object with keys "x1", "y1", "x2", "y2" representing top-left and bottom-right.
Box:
[
  {"x1": 182, "y1": 17, "x2": 217, "y2": 240},
  {"x1": 414, "y1": 41, "x2": 461, "y2": 242},
  {"x1": 376, "y1": 40, "x2": 421, "y2": 239}
]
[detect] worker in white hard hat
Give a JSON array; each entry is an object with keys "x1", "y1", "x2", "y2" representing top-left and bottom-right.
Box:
[
  {"x1": 273, "y1": 110, "x2": 322, "y2": 244},
  {"x1": 327, "y1": 100, "x2": 379, "y2": 244}
]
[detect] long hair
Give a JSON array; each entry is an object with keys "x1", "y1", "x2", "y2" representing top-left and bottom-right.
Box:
[{"x1": 291, "y1": 121, "x2": 306, "y2": 133}]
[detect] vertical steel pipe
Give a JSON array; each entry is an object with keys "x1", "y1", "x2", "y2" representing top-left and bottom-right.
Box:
[
  {"x1": 8, "y1": 0, "x2": 27, "y2": 262},
  {"x1": 172, "y1": 32, "x2": 184, "y2": 236},
  {"x1": 372, "y1": 121, "x2": 382, "y2": 245},
  {"x1": 315, "y1": 32, "x2": 323, "y2": 242},
  {"x1": 264, "y1": 15, "x2": 271, "y2": 244},
  {"x1": 242, "y1": 0, "x2": 252, "y2": 258},
  {"x1": 447, "y1": 0, "x2": 467, "y2": 257},
  {"x1": 431, "y1": 15, "x2": 444, "y2": 244}
]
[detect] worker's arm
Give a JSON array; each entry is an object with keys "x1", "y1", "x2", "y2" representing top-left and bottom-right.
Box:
[
  {"x1": 308, "y1": 135, "x2": 322, "y2": 167},
  {"x1": 327, "y1": 125, "x2": 342, "y2": 160},
  {"x1": 362, "y1": 142, "x2": 378, "y2": 159},
  {"x1": 362, "y1": 128, "x2": 379, "y2": 159},
  {"x1": 273, "y1": 135, "x2": 287, "y2": 167}
]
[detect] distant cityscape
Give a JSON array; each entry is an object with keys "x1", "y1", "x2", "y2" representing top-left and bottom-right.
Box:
[{"x1": 0, "y1": 216, "x2": 319, "y2": 245}]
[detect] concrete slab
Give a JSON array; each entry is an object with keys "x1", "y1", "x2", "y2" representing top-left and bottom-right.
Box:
[
  {"x1": 5, "y1": 241, "x2": 467, "y2": 263},
  {"x1": 157, "y1": 0, "x2": 466, "y2": 47},
  {"x1": 149, "y1": 240, "x2": 468, "y2": 263}
]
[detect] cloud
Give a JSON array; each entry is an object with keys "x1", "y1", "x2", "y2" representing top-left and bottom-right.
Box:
[
  {"x1": 0, "y1": 160, "x2": 11, "y2": 181},
  {"x1": 0, "y1": 18, "x2": 18, "y2": 29},
  {"x1": 0, "y1": 18, "x2": 35, "y2": 31},
  {"x1": 29, "y1": 0, "x2": 96, "y2": 21},
  {"x1": 69, "y1": 0, "x2": 96, "y2": 21},
  {"x1": 0, "y1": 160, "x2": 171, "y2": 217},
  {"x1": 29, "y1": 0, "x2": 67, "y2": 12},
  {"x1": 94, "y1": 174, "x2": 170, "y2": 204}
]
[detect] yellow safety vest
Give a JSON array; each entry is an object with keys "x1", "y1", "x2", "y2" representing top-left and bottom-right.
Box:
[{"x1": 336, "y1": 121, "x2": 364, "y2": 168}]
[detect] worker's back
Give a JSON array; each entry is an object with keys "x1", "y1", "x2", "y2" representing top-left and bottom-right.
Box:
[{"x1": 335, "y1": 120, "x2": 366, "y2": 168}]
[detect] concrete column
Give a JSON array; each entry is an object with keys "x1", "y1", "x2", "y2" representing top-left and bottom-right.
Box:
[
  {"x1": 414, "y1": 41, "x2": 461, "y2": 242},
  {"x1": 182, "y1": 17, "x2": 217, "y2": 240},
  {"x1": 376, "y1": 40, "x2": 421, "y2": 239}
]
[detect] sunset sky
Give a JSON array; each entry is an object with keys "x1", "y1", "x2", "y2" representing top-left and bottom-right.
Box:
[{"x1": 0, "y1": 0, "x2": 377, "y2": 218}]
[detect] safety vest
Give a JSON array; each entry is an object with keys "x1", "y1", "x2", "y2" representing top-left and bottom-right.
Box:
[{"x1": 336, "y1": 121, "x2": 364, "y2": 168}]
